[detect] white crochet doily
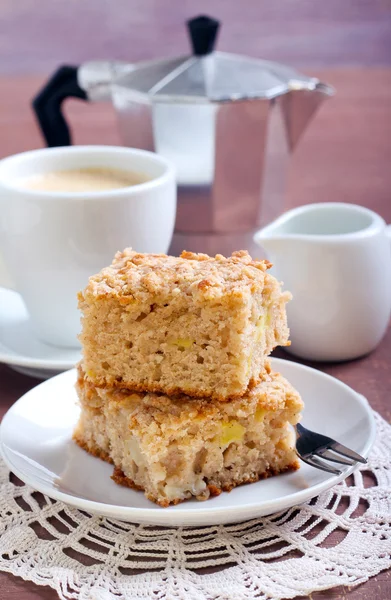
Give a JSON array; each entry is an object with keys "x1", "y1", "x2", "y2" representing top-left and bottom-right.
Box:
[{"x1": 1, "y1": 410, "x2": 390, "y2": 600}]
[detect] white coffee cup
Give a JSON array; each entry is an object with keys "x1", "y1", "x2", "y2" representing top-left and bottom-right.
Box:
[
  {"x1": 0, "y1": 145, "x2": 176, "y2": 348},
  {"x1": 254, "y1": 203, "x2": 391, "y2": 361}
]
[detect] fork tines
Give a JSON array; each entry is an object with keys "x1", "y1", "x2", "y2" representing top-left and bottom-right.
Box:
[{"x1": 295, "y1": 423, "x2": 367, "y2": 476}]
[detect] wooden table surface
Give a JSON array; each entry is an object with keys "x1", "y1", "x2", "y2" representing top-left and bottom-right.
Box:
[{"x1": 0, "y1": 69, "x2": 390, "y2": 599}]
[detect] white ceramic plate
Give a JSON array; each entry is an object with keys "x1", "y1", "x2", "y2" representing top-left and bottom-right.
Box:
[
  {"x1": 0, "y1": 358, "x2": 376, "y2": 526},
  {"x1": 0, "y1": 287, "x2": 81, "y2": 378}
]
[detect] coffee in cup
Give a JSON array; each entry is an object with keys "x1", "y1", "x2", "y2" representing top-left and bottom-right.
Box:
[{"x1": 21, "y1": 166, "x2": 149, "y2": 193}]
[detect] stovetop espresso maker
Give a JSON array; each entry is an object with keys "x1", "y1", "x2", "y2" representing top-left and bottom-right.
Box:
[{"x1": 33, "y1": 15, "x2": 333, "y2": 256}]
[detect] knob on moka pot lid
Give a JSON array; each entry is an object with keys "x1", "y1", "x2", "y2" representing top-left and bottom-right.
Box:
[{"x1": 113, "y1": 15, "x2": 333, "y2": 103}]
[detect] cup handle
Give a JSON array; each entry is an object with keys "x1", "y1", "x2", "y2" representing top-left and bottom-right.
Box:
[{"x1": 0, "y1": 253, "x2": 16, "y2": 291}]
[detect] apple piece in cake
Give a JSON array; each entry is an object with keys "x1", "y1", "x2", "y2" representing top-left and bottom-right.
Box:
[
  {"x1": 73, "y1": 365, "x2": 303, "y2": 507},
  {"x1": 78, "y1": 249, "x2": 291, "y2": 400}
]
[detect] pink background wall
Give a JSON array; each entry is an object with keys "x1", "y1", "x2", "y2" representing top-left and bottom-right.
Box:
[{"x1": 1, "y1": 0, "x2": 390, "y2": 75}]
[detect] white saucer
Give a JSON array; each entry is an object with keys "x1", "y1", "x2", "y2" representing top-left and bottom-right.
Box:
[
  {"x1": 0, "y1": 358, "x2": 376, "y2": 527},
  {"x1": 0, "y1": 287, "x2": 81, "y2": 379}
]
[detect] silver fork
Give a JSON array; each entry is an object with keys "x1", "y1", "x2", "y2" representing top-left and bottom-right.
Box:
[{"x1": 295, "y1": 423, "x2": 367, "y2": 475}]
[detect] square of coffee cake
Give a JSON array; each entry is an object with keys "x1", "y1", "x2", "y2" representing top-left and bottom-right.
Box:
[
  {"x1": 73, "y1": 365, "x2": 303, "y2": 507},
  {"x1": 78, "y1": 249, "x2": 291, "y2": 400}
]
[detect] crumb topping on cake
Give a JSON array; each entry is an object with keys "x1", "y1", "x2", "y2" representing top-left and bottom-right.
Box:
[{"x1": 80, "y1": 248, "x2": 274, "y2": 302}]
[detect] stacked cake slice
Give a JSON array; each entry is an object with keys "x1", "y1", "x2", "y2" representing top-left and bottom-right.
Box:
[{"x1": 74, "y1": 249, "x2": 303, "y2": 506}]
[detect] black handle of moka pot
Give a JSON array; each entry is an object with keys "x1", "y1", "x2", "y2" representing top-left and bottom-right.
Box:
[{"x1": 32, "y1": 65, "x2": 88, "y2": 147}]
